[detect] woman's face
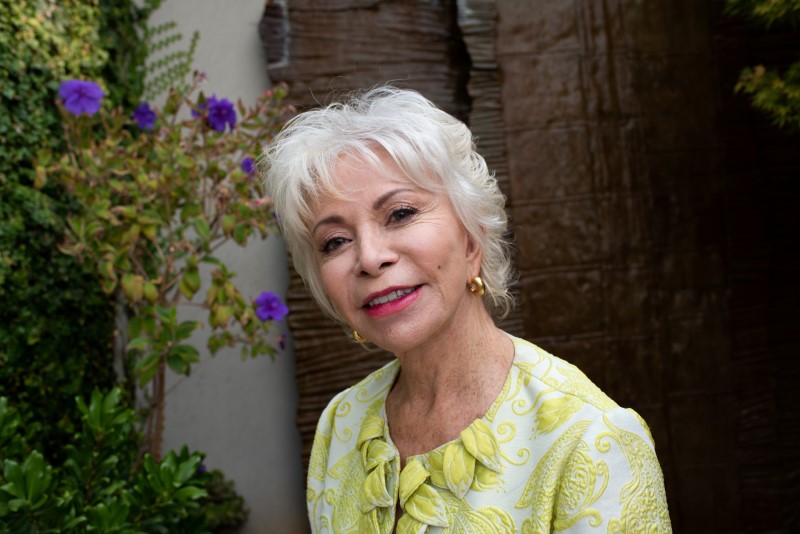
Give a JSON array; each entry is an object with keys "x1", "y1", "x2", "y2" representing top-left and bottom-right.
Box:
[{"x1": 310, "y1": 153, "x2": 482, "y2": 354}]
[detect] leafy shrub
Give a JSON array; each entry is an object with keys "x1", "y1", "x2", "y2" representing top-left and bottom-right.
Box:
[
  {"x1": 0, "y1": 389, "x2": 217, "y2": 533},
  {"x1": 0, "y1": 0, "x2": 119, "y2": 462},
  {"x1": 1, "y1": 2, "x2": 255, "y2": 531},
  {"x1": 39, "y1": 75, "x2": 290, "y2": 455},
  {"x1": 727, "y1": 0, "x2": 800, "y2": 128}
]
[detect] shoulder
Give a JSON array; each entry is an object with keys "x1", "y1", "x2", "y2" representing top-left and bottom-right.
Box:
[
  {"x1": 308, "y1": 359, "x2": 398, "y2": 480},
  {"x1": 307, "y1": 360, "x2": 399, "y2": 531},
  {"x1": 506, "y1": 333, "x2": 656, "y2": 446},
  {"x1": 504, "y1": 335, "x2": 671, "y2": 531},
  {"x1": 509, "y1": 334, "x2": 619, "y2": 414},
  {"x1": 319, "y1": 358, "x2": 399, "y2": 425}
]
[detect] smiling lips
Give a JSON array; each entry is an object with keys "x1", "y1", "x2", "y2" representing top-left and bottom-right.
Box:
[
  {"x1": 363, "y1": 285, "x2": 421, "y2": 318},
  {"x1": 365, "y1": 287, "x2": 415, "y2": 307}
]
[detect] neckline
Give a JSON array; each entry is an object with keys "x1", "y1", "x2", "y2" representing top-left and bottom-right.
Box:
[{"x1": 378, "y1": 332, "x2": 518, "y2": 464}]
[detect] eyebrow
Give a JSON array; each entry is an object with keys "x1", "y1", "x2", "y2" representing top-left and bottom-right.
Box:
[
  {"x1": 311, "y1": 188, "x2": 415, "y2": 236},
  {"x1": 374, "y1": 188, "x2": 414, "y2": 210}
]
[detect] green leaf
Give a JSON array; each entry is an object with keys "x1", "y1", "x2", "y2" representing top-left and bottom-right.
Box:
[
  {"x1": 193, "y1": 219, "x2": 211, "y2": 241},
  {"x1": 121, "y1": 273, "x2": 144, "y2": 303},
  {"x1": 172, "y1": 486, "x2": 207, "y2": 501},
  {"x1": 181, "y1": 202, "x2": 202, "y2": 222},
  {"x1": 173, "y1": 455, "x2": 201, "y2": 485},
  {"x1": 144, "y1": 281, "x2": 159, "y2": 302},
  {"x1": 172, "y1": 344, "x2": 200, "y2": 364},
  {"x1": 180, "y1": 270, "x2": 200, "y2": 299},
  {"x1": 126, "y1": 337, "x2": 150, "y2": 352},
  {"x1": 1, "y1": 451, "x2": 52, "y2": 509},
  {"x1": 233, "y1": 223, "x2": 248, "y2": 245},
  {"x1": 200, "y1": 255, "x2": 221, "y2": 265},
  {"x1": 222, "y1": 214, "x2": 235, "y2": 233},
  {"x1": 135, "y1": 354, "x2": 160, "y2": 386},
  {"x1": 167, "y1": 353, "x2": 188, "y2": 374},
  {"x1": 155, "y1": 305, "x2": 177, "y2": 325},
  {"x1": 137, "y1": 210, "x2": 163, "y2": 225},
  {"x1": 175, "y1": 321, "x2": 199, "y2": 340},
  {"x1": 176, "y1": 155, "x2": 195, "y2": 169}
]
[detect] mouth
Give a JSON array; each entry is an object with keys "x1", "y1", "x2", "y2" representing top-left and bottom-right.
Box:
[{"x1": 363, "y1": 285, "x2": 421, "y2": 309}]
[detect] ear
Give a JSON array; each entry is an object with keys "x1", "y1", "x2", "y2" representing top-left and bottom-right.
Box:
[{"x1": 465, "y1": 233, "x2": 483, "y2": 278}]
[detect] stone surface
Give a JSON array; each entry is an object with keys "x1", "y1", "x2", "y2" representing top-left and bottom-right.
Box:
[{"x1": 263, "y1": 0, "x2": 800, "y2": 530}]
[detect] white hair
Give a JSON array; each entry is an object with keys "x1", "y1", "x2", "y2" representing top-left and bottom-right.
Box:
[{"x1": 260, "y1": 86, "x2": 513, "y2": 323}]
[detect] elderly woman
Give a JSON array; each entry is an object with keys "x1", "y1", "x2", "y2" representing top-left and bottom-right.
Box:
[{"x1": 263, "y1": 87, "x2": 671, "y2": 533}]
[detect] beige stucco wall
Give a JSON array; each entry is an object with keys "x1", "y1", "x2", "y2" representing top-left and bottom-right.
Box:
[{"x1": 148, "y1": 1, "x2": 307, "y2": 532}]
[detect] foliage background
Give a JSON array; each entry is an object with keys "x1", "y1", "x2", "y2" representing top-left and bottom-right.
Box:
[
  {"x1": 0, "y1": 0, "x2": 253, "y2": 530},
  {"x1": 0, "y1": 0, "x2": 145, "y2": 463}
]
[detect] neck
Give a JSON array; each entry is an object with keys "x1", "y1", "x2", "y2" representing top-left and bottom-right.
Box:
[{"x1": 390, "y1": 301, "x2": 513, "y2": 411}]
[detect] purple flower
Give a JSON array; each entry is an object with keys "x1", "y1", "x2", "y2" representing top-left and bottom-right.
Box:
[
  {"x1": 58, "y1": 80, "x2": 105, "y2": 116},
  {"x1": 241, "y1": 157, "x2": 255, "y2": 175},
  {"x1": 132, "y1": 102, "x2": 157, "y2": 130},
  {"x1": 207, "y1": 96, "x2": 236, "y2": 132},
  {"x1": 192, "y1": 94, "x2": 237, "y2": 132},
  {"x1": 254, "y1": 291, "x2": 288, "y2": 322}
]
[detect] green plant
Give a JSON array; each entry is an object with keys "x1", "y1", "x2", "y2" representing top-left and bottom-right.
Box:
[
  {"x1": 1, "y1": 3, "x2": 254, "y2": 531},
  {"x1": 0, "y1": 389, "x2": 213, "y2": 533},
  {"x1": 727, "y1": 0, "x2": 800, "y2": 128},
  {"x1": 0, "y1": 0, "x2": 118, "y2": 463},
  {"x1": 97, "y1": 0, "x2": 164, "y2": 109},
  {"x1": 37, "y1": 75, "x2": 291, "y2": 457},
  {"x1": 143, "y1": 21, "x2": 199, "y2": 102},
  {"x1": 191, "y1": 468, "x2": 249, "y2": 530}
]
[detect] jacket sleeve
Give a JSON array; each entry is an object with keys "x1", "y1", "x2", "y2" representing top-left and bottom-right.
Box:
[
  {"x1": 553, "y1": 406, "x2": 672, "y2": 533},
  {"x1": 306, "y1": 387, "x2": 351, "y2": 534}
]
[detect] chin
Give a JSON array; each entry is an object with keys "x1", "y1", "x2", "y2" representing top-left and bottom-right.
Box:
[{"x1": 368, "y1": 318, "x2": 446, "y2": 356}]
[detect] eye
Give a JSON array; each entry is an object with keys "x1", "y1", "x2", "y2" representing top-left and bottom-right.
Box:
[
  {"x1": 320, "y1": 236, "x2": 349, "y2": 254},
  {"x1": 388, "y1": 206, "x2": 418, "y2": 224}
]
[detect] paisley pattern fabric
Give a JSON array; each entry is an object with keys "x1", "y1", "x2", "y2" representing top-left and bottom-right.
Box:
[{"x1": 307, "y1": 335, "x2": 671, "y2": 533}]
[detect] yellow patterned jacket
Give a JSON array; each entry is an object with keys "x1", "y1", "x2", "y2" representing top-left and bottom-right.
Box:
[{"x1": 307, "y1": 334, "x2": 672, "y2": 533}]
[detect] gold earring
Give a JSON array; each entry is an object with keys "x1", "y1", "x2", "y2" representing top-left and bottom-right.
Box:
[
  {"x1": 352, "y1": 330, "x2": 368, "y2": 344},
  {"x1": 468, "y1": 276, "x2": 485, "y2": 296}
]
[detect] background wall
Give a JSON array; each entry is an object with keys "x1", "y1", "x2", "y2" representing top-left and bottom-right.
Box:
[
  {"x1": 148, "y1": 1, "x2": 307, "y2": 532},
  {"x1": 261, "y1": 0, "x2": 800, "y2": 532}
]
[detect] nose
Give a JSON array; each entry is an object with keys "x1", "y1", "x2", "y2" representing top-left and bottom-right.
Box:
[{"x1": 355, "y1": 228, "x2": 398, "y2": 277}]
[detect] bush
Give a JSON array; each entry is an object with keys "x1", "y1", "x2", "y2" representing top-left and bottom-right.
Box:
[
  {"x1": 727, "y1": 0, "x2": 800, "y2": 129},
  {"x1": 0, "y1": 0, "x2": 119, "y2": 462},
  {"x1": 0, "y1": 2, "x2": 255, "y2": 531},
  {"x1": 42, "y1": 75, "x2": 289, "y2": 455},
  {"x1": 0, "y1": 389, "x2": 217, "y2": 533}
]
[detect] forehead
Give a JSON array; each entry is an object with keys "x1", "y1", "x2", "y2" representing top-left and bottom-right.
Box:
[
  {"x1": 308, "y1": 151, "x2": 432, "y2": 214},
  {"x1": 328, "y1": 153, "x2": 413, "y2": 194}
]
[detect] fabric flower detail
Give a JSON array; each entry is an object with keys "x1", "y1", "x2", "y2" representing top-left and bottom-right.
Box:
[
  {"x1": 397, "y1": 460, "x2": 449, "y2": 532},
  {"x1": 358, "y1": 415, "x2": 395, "y2": 509},
  {"x1": 58, "y1": 80, "x2": 105, "y2": 116},
  {"x1": 241, "y1": 157, "x2": 256, "y2": 175},
  {"x1": 132, "y1": 102, "x2": 157, "y2": 130},
  {"x1": 358, "y1": 415, "x2": 398, "y2": 531},
  {"x1": 254, "y1": 291, "x2": 288, "y2": 321},
  {"x1": 428, "y1": 419, "x2": 503, "y2": 498},
  {"x1": 442, "y1": 442, "x2": 476, "y2": 498},
  {"x1": 460, "y1": 420, "x2": 503, "y2": 471}
]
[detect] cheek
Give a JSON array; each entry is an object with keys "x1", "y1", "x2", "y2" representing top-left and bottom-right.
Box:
[{"x1": 319, "y1": 259, "x2": 351, "y2": 308}]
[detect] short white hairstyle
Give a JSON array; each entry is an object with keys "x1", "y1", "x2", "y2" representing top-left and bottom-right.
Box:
[{"x1": 261, "y1": 86, "x2": 513, "y2": 323}]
